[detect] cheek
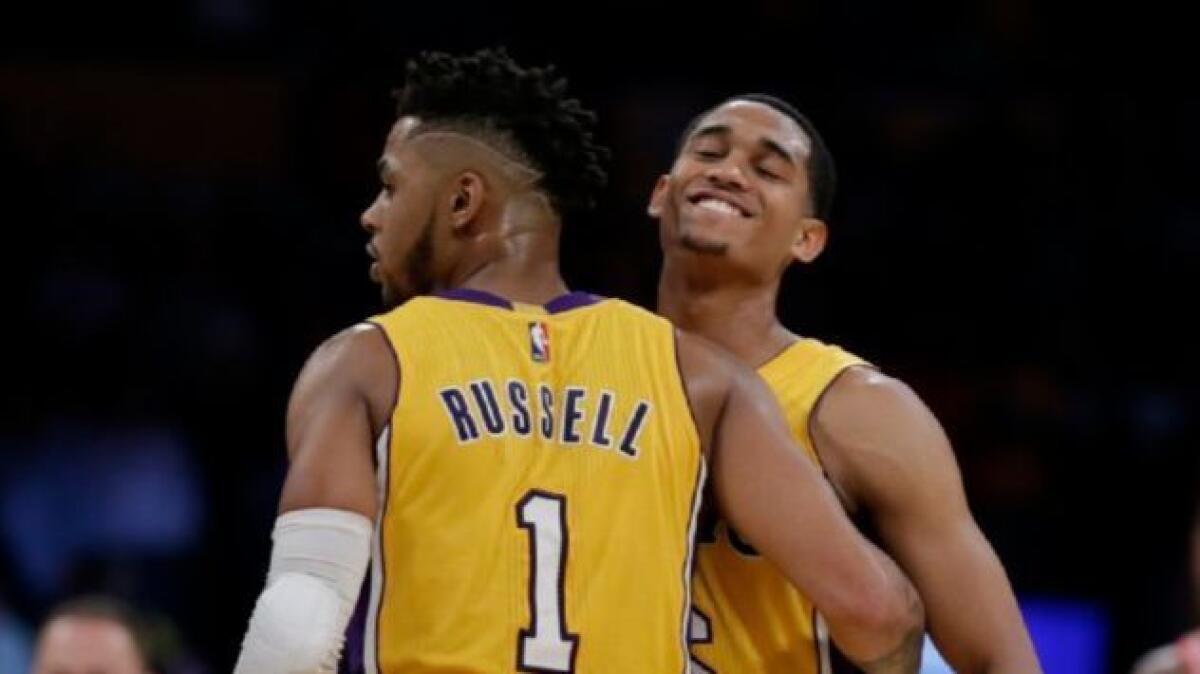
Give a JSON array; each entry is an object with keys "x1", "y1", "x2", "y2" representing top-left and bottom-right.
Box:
[
  {"x1": 741, "y1": 217, "x2": 795, "y2": 261},
  {"x1": 759, "y1": 198, "x2": 806, "y2": 242},
  {"x1": 375, "y1": 217, "x2": 416, "y2": 278},
  {"x1": 379, "y1": 212, "x2": 406, "y2": 247},
  {"x1": 381, "y1": 202, "x2": 419, "y2": 246},
  {"x1": 657, "y1": 168, "x2": 689, "y2": 206}
]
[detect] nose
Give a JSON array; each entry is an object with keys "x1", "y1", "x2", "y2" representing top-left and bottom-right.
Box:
[
  {"x1": 361, "y1": 198, "x2": 379, "y2": 233},
  {"x1": 704, "y1": 158, "x2": 749, "y2": 191}
]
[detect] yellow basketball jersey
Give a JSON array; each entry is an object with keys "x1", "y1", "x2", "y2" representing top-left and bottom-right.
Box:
[
  {"x1": 362, "y1": 289, "x2": 704, "y2": 674},
  {"x1": 690, "y1": 338, "x2": 867, "y2": 674}
]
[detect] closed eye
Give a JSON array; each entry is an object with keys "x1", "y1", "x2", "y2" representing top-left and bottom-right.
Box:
[{"x1": 756, "y1": 165, "x2": 782, "y2": 181}]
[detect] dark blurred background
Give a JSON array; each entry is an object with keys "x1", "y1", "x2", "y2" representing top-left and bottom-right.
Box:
[{"x1": 1, "y1": 1, "x2": 1196, "y2": 672}]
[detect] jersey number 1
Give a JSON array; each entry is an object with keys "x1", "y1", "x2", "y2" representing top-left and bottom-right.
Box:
[{"x1": 516, "y1": 491, "x2": 579, "y2": 673}]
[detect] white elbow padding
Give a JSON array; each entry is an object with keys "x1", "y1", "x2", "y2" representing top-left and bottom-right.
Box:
[{"x1": 234, "y1": 508, "x2": 373, "y2": 674}]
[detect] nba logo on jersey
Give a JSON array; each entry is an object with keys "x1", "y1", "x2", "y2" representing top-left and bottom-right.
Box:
[{"x1": 529, "y1": 321, "x2": 550, "y2": 362}]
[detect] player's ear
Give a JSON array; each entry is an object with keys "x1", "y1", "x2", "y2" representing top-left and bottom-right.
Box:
[
  {"x1": 791, "y1": 217, "x2": 827, "y2": 264},
  {"x1": 449, "y1": 170, "x2": 486, "y2": 232},
  {"x1": 647, "y1": 175, "x2": 670, "y2": 219}
]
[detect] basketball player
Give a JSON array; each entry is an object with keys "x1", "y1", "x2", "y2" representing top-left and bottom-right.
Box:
[
  {"x1": 648, "y1": 94, "x2": 1042, "y2": 673},
  {"x1": 233, "y1": 51, "x2": 924, "y2": 674}
]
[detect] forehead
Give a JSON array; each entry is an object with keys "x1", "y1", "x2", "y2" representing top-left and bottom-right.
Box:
[
  {"x1": 381, "y1": 116, "x2": 427, "y2": 166},
  {"x1": 691, "y1": 100, "x2": 812, "y2": 161},
  {"x1": 386, "y1": 116, "x2": 422, "y2": 148},
  {"x1": 39, "y1": 617, "x2": 138, "y2": 661}
]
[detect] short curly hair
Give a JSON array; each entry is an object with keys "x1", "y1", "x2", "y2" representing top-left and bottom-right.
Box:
[{"x1": 393, "y1": 48, "x2": 610, "y2": 217}]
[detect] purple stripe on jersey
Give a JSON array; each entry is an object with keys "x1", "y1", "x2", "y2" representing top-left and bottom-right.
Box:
[
  {"x1": 544, "y1": 291, "x2": 602, "y2": 314},
  {"x1": 434, "y1": 288, "x2": 601, "y2": 313},
  {"x1": 340, "y1": 577, "x2": 371, "y2": 674},
  {"x1": 435, "y1": 287, "x2": 515, "y2": 309}
]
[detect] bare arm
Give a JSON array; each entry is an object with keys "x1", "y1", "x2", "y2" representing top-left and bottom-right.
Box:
[
  {"x1": 813, "y1": 367, "x2": 1041, "y2": 674},
  {"x1": 234, "y1": 323, "x2": 397, "y2": 673},
  {"x1": 278, "y1": 323, "x2": 397, "y2": 518},
  {"x1": 676, "y1": 330, "x2": 924, "y2": 673}
]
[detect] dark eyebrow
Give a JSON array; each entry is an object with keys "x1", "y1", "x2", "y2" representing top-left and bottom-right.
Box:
[{"x1": 376, "y1": 158, "x2": 391, "y2": 180}]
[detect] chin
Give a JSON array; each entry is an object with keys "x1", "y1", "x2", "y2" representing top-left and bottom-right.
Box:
[{"x1": 679, "y1": 232, "x2": 730, "y2": 256}]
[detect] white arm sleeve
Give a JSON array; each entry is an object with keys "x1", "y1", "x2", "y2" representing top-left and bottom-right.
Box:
[{"x1": 234, "y1": 508, "x2": 372, "y2": 674}]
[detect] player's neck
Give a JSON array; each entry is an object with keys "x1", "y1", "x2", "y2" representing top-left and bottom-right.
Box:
[
  {"x1": 658, "y1": 267, "x2": 797, "y2": 369},
  {"x1": 447, "y1": 199, "x2": 572, "y2": 305},
  {"x1": 452, "y1": 232, "x2": 570, "y2": 306}
]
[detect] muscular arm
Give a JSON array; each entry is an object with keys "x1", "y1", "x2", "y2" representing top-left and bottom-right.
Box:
[
  {"x1": 278, "y1": 323, "x2": 397, "y2": 518},
  {"x1": 813, "y1": 367, "x2": 1041, "y2": 674},
  {"x1": 676, "y1": 331, "x2": 924, "y2": 673},
  {"x1": 234, "y1": 324, "x2": 397, "y2": 674}
]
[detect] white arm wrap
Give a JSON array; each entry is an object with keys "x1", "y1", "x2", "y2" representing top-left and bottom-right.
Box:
[{"x1": 234, "y1": 508, "x2": 372, "y2": 674}]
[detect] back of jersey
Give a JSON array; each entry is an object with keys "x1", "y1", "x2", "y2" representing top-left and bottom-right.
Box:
[{"x1": 364, "y1": 289, "x2": 704, "y2": 674}]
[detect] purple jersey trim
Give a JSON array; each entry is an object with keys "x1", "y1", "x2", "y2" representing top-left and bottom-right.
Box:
[
  {"x1": 339, "y1": 581, "x2": 370, "y2": 673},
  {"x1": 544, "y1": 291, "x2": 601, "y2": 314},
  {"x1": 435, "y1": 287, "x2": 514, "y2": 309},
  {"x1": 434, "y1": 288, "x2": 601, "y2": 314}
]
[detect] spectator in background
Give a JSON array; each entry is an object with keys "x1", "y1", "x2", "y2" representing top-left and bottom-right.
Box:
[{"x1": 31, "y1": 596, "x2": 149, "y2": 674}]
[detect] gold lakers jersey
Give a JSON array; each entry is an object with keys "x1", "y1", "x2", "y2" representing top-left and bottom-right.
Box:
[
  {"x1": 690, "y1": 338, "x2": 867, "y2": 674},
  {"x1": 362, "y1": 289, "x2": 704, "y2": 674}
]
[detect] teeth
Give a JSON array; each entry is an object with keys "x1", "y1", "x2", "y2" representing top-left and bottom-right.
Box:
[{"x1": 697, "y1": 198, "x2": 741, "y2": 216}]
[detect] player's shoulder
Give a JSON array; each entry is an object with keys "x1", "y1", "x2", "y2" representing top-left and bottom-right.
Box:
[
  {"x1": 569, "y1": 297, "x2": 680, "y2": 341},
  {"x1": 785, "y1": 336, "x2": 923, "y2": 438},
  {"x1": 820, "y1": 365, "x2": 922, "y2": 422},
  {"x1": 588, "y1": 296, "x2": 669, "y2": 324},
  {"x1": 786, "y1": 336, "x2": 867, "y2": 369},
  {"x1": 756, "y1": 336, "x2": 870, "y2": 398},
  {"x1": 809, "y1": 359, "x2": 958, "y2": 508},
  {"x1": 367, "y1": 294, "x2": 443, "y2": 324},
  {"x1": 294, "y1": 322, "x2": 398, "y2": 426},
  {"x1": 302, "y1": 323, "x2": 396, "y2": 384},
  {"x1": 812, "y1": 362, "x2": 948, "y2": 475},
  {"x1": 322, "y1": 321, "x2": 392, "y2": 352}
]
